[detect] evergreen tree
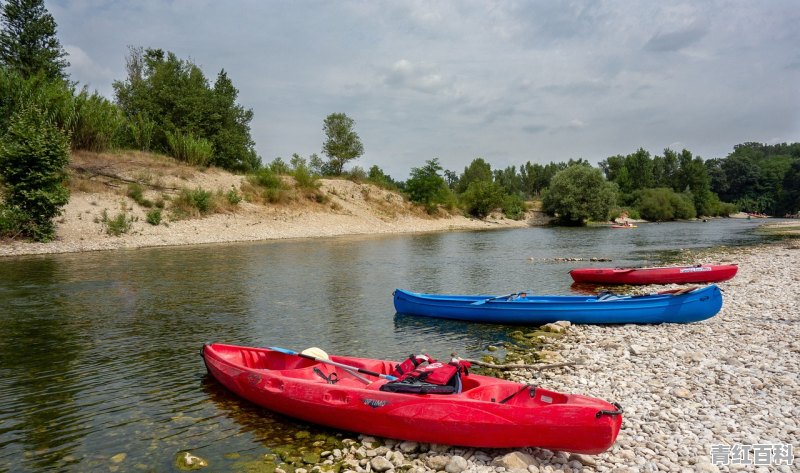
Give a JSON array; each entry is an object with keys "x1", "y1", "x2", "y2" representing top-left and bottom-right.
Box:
[{"x1": 0, "y1": 0, "x2": 69, "y2": 80}]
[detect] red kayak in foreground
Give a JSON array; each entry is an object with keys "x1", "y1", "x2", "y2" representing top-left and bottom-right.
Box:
[
  {"x1": 570, "y1": 264, "x2": 738, "y2": 285},
  {"x1": 202, "y1": 343, "x2": 622, "y2": 453}
]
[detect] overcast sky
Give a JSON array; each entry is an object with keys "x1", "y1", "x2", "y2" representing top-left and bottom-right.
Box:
[{"x1": 50, "y1": 0, "x2": 799, "y2": 179}]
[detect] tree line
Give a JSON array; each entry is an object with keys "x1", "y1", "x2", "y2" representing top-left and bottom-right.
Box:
[{"x1": 374, "y1": 140, "x2": 799, "y2": 225}]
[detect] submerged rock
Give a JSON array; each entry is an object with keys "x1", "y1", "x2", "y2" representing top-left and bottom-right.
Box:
[{"x1": 175, "y1": 451, "x2": 208, "y2": 471}]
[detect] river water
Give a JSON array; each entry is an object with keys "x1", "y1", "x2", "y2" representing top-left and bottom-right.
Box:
[{"x1": 0, "y1": 219, "x2": 772, "y2": 471}]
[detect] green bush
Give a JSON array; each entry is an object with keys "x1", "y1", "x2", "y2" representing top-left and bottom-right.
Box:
[
  {"x1": 716, "y1": 202, "x2": 738, "y2": 216},
  {"x1": 292, "y1": 165, "x2": 320, "y2": 190},
  {"x1": 502, "y1": 194, "x2": 527, "y2": 220},
  {"x1": 127, "y1": 183, "x2": 153, "y2": 207},
  {"x1": 0, "y1": 202, "x2": 28, "y2": 238},
  {"x1": 269, "y1": 157, "x2": 290, "y2": 174},
  {"x1": 101, "y1": 209, "x2": 134, "y2": 236},
  {"x1": 145, "y1": 208, "x2": 162, "y2": 226},
  {"x1": 71, "y1": 89, "x2": 124, "y2": 152},
  {"x1": 165, "y1": 130, "x2": 213, "y2": 166},
  {"x1": 249, "y1": 167, "x2": 283, "y2": 190},
  {"x1": 183, "y1": 188, "x2": 212, "y2": 213},
  {"x1": 345, "y1": 166, "x2": 367, "y2": 182},
  {"x1": 460, "y1": 180, "x2": 504, "y2": 218},
  {"x1": 225, "y1": 189, "x2": 241, "y2": 205},
  {"x1": 366, "y1": 165, "x2": 398, "y2": 190},
  {"x1": 0, "y1": 104, "x2": 70, "y2": 241},
  {"x1": 635, "y1": 188, "x2": 697, "y2": 221}
]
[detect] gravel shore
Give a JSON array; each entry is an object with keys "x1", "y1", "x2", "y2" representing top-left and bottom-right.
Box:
[{"x1": 308, "y1": 240, "x2": 798, "y2": 473}]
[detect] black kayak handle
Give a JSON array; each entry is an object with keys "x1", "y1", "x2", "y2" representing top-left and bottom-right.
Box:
[{"x1": 596, "y1": 402, "x2": 624, "y2": 418}]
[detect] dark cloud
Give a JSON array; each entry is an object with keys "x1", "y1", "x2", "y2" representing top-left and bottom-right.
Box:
[{"x1": 644, "y1": 22, "x2": 708, "y2": 52}]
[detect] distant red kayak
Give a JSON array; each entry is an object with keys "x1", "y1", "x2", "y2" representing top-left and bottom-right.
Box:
[
  {"x1": 202, "y1": 343, "x2": 622, "y2": 453},
  {"x1": 569, "y1": 264, "x2": 738, "y2": 285}
]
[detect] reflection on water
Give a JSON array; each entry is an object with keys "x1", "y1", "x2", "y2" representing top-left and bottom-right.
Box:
[{"x1": 0, "y1": 219, "x2": 771, "y2": 471}]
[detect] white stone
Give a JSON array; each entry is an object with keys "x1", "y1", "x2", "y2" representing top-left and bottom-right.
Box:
[{"x1": 445, "y1": 456, "x2": 469, "y2": 473}]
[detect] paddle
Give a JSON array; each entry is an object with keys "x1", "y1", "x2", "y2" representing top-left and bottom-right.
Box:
[
  {"x1": 301, "y1": 347, "x2": 371, "y2": 385},
  {"x1": 599, "y1": 286, "x2": 701, "y2": 300},
  {"x1": 471, "y1": 291, "x2": 527, "y2": 305},
  {"x1": 269, "y1": 346, "x2": 398, "y2": 381}
]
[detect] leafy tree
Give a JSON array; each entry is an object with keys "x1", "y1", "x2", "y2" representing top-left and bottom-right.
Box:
[
  {"x1": 720, "y1": 154, "x2": 759, "y2": 203},
  {"x1": 0, "y1": 0, "x2": 68, "y2": 80},
  {"x1": 494, "y1": 165, "x2": 523, "y2": 196},
  {"x1": 634, "y1": 188, "x2": 696, "y2": 221},
  {"x1": 519, "y1": 161, "x2": 570, "y2": 199},
  {"x1": 705, "y1": 158, "x2": 728, "y2": 197},
  {"x1": 443, "y1": 169, "x2": 458, "y2": 190},
  {"x1": 599, "y1": 154, "x2": 632, "y2": 195},
  {"x1": 455, "y1": 158, "x2": 492, "y2": 193},
  {"x1": 0, "y1": 104, "x2": 69, "y2": 241},
  {"x1": 405, "y1": 158, "x2": 452, "y2": 213},
  {"x1": 321, "y1": 112, "x2": 363, "y2": 175},
  {"x1": 781, "y1": 160, "x2": 800, "y2": 214},
  {"x1": 658, "y1": 148, "x2": 680, "y2": 189},
  {"x1": 113, "y1": 47, "x2": 259, "y2": 172},
  {"x1": 268, "y1": 157, "x2": 290, "y2": 174},
  {"x1": 460, "y1": 180, "x2": 504, "y2": 218},
  {"x1": 308, "y1": 153, "x2": 324, "y2": 175},
  {"x1": 367, "y1": 165, "x2": 398, "y2": 190},
  {"x1": 599, "y1": 148, "x2": 652, "y2": 196},
  {"x1": 712, "y1": 142, "x2": 800, "y2": 214},
  {"x1": 626, "y1": 148, "x2": 654, "y2": 190},
  {"x1": 542, "y1": 165, "x2": 617, "y2": 225}
]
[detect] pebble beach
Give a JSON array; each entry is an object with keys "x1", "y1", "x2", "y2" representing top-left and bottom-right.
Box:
[{"x1": 296, "y1": 239, "x2": 798, "y2": 473}]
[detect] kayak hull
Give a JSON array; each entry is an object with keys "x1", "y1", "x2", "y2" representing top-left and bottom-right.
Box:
[
  {"x1": 202, "y1": 343, "x2": 622, "y2": 453},
  {"x1": 570, "y1": 264, "x2": 738, "y2": 285},
  {"x1": 393, "y1": 285, "x2": 722, "y2": 324}
]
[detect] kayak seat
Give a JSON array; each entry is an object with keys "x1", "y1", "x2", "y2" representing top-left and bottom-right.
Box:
[{"x1": 463, "y1": 384, "x2": 526, "y2": 402}]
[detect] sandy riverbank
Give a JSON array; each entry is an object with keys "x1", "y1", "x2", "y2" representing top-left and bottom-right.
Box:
[
  {"x1": 1, "y1": 151, "x2": 539, "y2": 257},
  {"x1": 0, "y1": 186, "x2": 532, "y2": 257}
]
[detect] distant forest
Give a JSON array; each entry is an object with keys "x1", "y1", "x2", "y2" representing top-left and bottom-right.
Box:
[{"x1": 381, "y1": 141, "x2": 800, "y2": 223}]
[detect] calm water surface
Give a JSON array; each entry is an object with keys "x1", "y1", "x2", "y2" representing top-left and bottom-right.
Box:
[{"x1": 0, "y1": 219, "x2": 771, "y2": 471}]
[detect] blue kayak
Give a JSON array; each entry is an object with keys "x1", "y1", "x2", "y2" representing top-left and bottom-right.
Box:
[{"x1": 393, "y1": 285, "x2": 723, "y2": 324}]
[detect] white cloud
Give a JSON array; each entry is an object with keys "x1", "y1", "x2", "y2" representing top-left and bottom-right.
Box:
[
  {"x1": 382, "y1": 59, "x2": 451, "y2": 95},
  {"x1": 64, "y1": 45, "x2": 116, "y2": 96}
]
